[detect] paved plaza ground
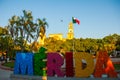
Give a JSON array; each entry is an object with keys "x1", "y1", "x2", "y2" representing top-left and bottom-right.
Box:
[{"x1": 0, "y1": 68, "x2": 13, "y2": 80}]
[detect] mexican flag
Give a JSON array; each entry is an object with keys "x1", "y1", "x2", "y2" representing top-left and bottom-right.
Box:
[{"x1": 72, "y1": 17, "x2": 80, "y2": 25}]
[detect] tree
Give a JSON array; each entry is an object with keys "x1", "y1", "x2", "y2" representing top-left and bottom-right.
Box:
[
  {"x1": 0, "y1": 27, "x2": 15, "y2": 60},
  {"x1": 44, "y1": 33, "x2": 120, "y2": 55},
  {"x1": 38, "y1": 18, "x2": 48, "y2": 40},
  {"x1": 0, "y1": 27, "x2": 9, "y2": 52},
  {"x1": 116, "y1": 36, "x2": 120, "y2": 51},
  {"x1": 7, "y1": 10, "x2": 48, "y2": 52}
]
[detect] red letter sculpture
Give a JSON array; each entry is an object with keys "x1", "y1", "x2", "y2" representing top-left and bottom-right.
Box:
[{"x1": 47, "y1": 53, "x2": 65, "y2": 77}]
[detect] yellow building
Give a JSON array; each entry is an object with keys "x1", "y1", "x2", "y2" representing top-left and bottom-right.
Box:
[
  {"x1": 49, "y1": 33, "x2": 63, "y2": 40},
  {"x1": 67, "y1": 22, "x2": 74, "y2": 39},
  {"x1": 38, "y1": 22, "x2": 74, "y2": 45}
]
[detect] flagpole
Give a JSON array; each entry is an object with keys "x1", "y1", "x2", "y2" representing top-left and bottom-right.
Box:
[
  {"x1": 73, "y1": 38, "x2": 74, "y2": 54},
  {"x1": 72, "y1": 17, "x2": 80, "y2": 54}
]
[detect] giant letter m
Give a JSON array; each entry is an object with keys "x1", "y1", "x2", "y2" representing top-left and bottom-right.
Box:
[{"x1": 14, "y1": 52, "x2": 33, "y2": 75}]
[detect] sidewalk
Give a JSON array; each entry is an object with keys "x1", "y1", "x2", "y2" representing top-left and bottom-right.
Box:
[
  {"x1": 0, "y1": 68, "x2": 13, "y2": 80},
  {"x1": 0, "y1": 61, "x2": 13, "y2": 80}
]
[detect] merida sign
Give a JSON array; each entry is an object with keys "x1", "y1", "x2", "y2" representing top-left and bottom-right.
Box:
[{"x1": 14, "y1": 47, "x2": 118, "y2": 78}]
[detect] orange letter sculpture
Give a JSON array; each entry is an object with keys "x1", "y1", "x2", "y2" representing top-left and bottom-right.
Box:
[{"x1": 94, "y1": 51, "x2": 117, "y2": 78}]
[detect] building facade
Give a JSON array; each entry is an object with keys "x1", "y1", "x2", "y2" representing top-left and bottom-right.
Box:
[
  {"x1": 38, "y1": 22, "x2": 74, "y2": 44},
  {"x1": 67, "y1": 22, "x2": 74, "y2": 39}
]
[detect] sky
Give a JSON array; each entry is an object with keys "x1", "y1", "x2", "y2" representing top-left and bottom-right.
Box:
[{"x1": 0, "y1": 0, "x2": 120, "y2": 39}]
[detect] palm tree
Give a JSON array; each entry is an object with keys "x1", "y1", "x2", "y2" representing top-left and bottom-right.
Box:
[
  {"x1": 37, "y1": 18, "x2": 48, "y2": 40},
  {"x1": 7, "y1": 10, "x2": 48, "y2": 52}
]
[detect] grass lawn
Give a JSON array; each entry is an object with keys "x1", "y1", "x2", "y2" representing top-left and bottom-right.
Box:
[
  {"x1": 2, "y1": 61, "x2": 14, "y2": 68},
  {"x1": 114, "y1": 64, "x2": 120, "y2": 70}
]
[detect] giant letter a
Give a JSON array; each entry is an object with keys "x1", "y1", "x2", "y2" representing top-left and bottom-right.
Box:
[{"x1": 94, "y1": 51, "x2": 117, "y2": 78}]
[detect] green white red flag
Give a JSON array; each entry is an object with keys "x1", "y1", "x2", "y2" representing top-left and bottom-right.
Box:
[{"x1": 72, "y1": 17, "x2": 80, "y2": 25}]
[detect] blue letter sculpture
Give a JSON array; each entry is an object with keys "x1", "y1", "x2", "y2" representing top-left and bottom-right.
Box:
[{"x1": 14, "y1": 52, "x2": 34, "y2": 75}]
